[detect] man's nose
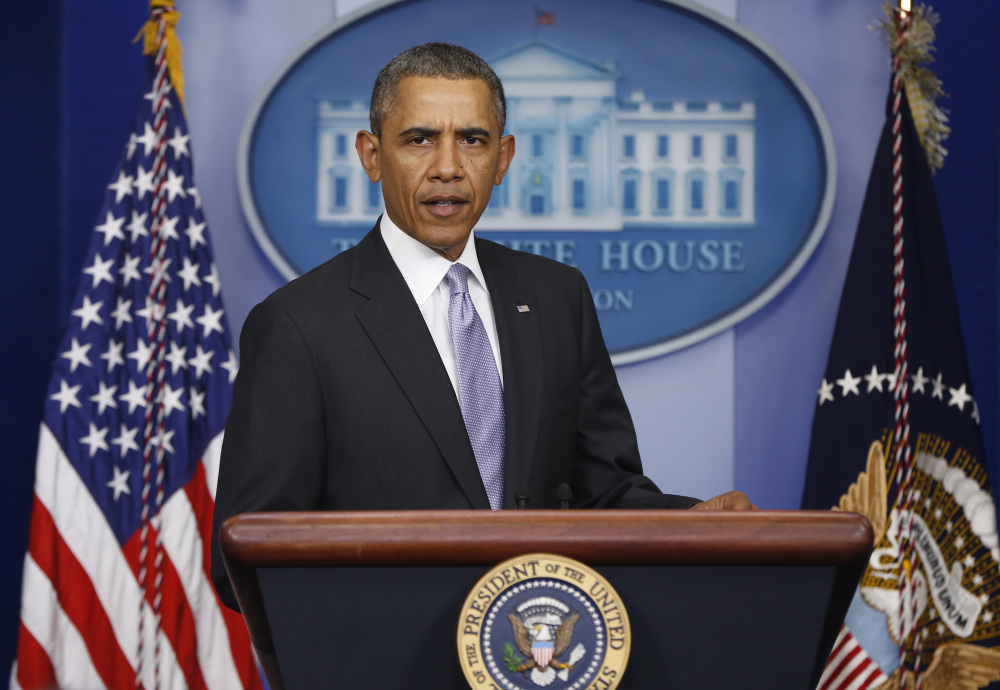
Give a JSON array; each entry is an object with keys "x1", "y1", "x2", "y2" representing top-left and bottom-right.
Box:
[{"x1": 429, "y1": 139, "x2": 462, "y2": 180}]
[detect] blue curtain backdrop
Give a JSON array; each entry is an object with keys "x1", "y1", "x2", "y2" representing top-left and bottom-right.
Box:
[{"x1": 1, "y1": 0, "x2": 996, "y2": 675}]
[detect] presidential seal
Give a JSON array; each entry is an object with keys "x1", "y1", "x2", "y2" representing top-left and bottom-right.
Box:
[{"x1": 458, "y1": 554, "x2": 630, "y2": 690}]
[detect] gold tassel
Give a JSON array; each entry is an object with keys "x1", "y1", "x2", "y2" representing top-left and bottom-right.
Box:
[
  {"x1": 874, "y1": 3, "x2": 950, "y2": 173},
  {"x1": 134, "y1": 0, "x2": 185, "y2": 108}
]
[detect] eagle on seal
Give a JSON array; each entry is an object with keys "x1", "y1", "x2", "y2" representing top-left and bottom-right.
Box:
[{"x1": 508, "y1": 610, "x2": 580, "y2": 684}]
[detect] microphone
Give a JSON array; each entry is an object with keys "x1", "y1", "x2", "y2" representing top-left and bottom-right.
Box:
[
  {"x1": 515, "y1": 491, "x2": 530, "y2": 510},
  {"x1": 556, "y1": 483, "x2": 573, "y2": 509}
]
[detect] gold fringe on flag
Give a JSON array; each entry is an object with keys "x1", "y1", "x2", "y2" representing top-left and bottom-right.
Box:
[
  {"x1": 874, "y1": 3, "x2": 950, "y2": 172},
  {"x1": 134, "y1": 0, "x2": 185, "y2": 108}
]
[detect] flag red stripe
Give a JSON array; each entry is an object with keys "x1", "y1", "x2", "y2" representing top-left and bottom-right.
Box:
[
  {"x1": 185, "y1": 460, "x2": 262, "y2": 689},
  {"x1": 124, "y1": 524, "x2": 210, "y2": 690},
  {"x1": 822, "y1": 643, "x2": 862, "y2": 690},
  {"x1": 15, "y1": 622, "x2": 58, "y2": 690},
  {"x1": 27, "y1": 495, "x2": 136, "y2": 689}
]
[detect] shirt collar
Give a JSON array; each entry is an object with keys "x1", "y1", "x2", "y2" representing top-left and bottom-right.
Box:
[{"x1": 379, "y1": 214, "x2": 490, "y2": 305}]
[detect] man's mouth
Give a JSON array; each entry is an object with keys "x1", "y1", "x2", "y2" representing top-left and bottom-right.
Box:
[{"x1": 422, "y1": 196, "x2": 468, "y2": 215}]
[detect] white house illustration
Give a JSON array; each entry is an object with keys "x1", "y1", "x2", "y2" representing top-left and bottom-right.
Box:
[{"x1": 316, "y1": 40, "x2": 756, "y2": 230}]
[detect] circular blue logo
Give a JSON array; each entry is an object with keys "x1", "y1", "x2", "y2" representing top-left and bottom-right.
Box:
[{"x1": 238, "y1": 0, "x2": 835, "y2": 362}]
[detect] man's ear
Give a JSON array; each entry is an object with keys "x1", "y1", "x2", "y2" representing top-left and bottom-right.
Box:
[
  {"x1": 355, "y1": 130, "x2": 381, "y2": 183},
  {"x1": 494, "y1": 134, "x2": 515, "y2": 185}
]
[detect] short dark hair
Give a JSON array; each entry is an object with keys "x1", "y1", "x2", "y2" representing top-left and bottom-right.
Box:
[{"x1": 369, "y1": 43, "x2": 507, "y2": 137}]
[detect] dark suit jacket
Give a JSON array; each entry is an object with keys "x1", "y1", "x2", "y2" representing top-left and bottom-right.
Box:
[{"x1": 210, "y1": 225, "x2": 698, "y2": 609}]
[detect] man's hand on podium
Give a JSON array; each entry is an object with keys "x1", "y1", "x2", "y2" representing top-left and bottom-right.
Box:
[{"x1": 690, "y1": 490, "x2": 758, "y2": 511}]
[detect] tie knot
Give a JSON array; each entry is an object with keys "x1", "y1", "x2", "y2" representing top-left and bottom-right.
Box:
[{"x1": 445, "y1": 263, "x2": 470, "y2": 295}]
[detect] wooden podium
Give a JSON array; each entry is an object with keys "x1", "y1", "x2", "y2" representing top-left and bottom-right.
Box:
[{"x1": 220, "y1": 510, "x2": 872, "y2": 689}]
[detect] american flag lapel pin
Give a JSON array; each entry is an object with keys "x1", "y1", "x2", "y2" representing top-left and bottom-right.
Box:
[{"x1": 516, "y1": 304, "x2": 530, "y2": 313}]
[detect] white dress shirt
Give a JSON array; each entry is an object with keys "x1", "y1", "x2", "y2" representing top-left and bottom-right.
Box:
[{"x1": 380, "y1": 215, "x2": 504, "y2": 394}]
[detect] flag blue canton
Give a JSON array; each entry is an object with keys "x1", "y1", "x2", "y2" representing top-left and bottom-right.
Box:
[{"x1": 44, "y1": 59, "x2": 236, "y2": 548}]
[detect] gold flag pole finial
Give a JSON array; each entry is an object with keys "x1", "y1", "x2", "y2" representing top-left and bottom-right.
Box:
[
  {"x1": 134, "y1": 0, "x2": 185, "y2": 108},
  {"x1": 875, "y1": 2, "x2": 950, "y2": 172}
]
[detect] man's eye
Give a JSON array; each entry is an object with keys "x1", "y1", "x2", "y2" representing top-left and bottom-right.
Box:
[
  {"x1": 411, "y1": 136, "x2": 428, "y2": 145},
  {"x1": 465, "y1": 137, "x2": 483, "y2": 145}
]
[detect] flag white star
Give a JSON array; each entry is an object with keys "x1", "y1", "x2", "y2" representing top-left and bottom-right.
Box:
[
  {"x1": 110, "y1": 297, "x2": 134, "y2": 330},
  {"x1": 974, "y1": 574, "x2": 985, "y2": 586},
  {"x1": 185, "y1": 219, "x2": 206, "y2": 248},
  {"x1": 95, "y1": 211, "x2": 126, "y2": 246},
  {"x1": 165, "y1": 342, "x2": 188, "y2": 374},
  {"x1": 955, "y1": 535, "x2": 966, "y2": 549},
  {"x1": 204, "y1": 262, "x2": 221, "y2": 297},
  {"x1": 157, "y1": 383, "x2": 185, "y2": 416},
  {"x1": 168, "y1": 298, "x2": 195, "y2": 334},
  {"x1": 119, "y1": 380, "x2": 149, "y2": 414},
  {"x1": 176, "y1": 257, "x2": 201, "y2": 291},
  {"x1": 188, "y1": 345, "x2": 214, "y2": 378},
  {"x1": 133, "y1": 165, "x2": 155, "y2": 200},
  {"x1": 144, "y1": 257, "x2": 173, "y2": 287},
  {"x1": 150, "y1": 428, "x2": 176, "y2": 455},
  {"x1": 883, "y1": 370, "x2": 897, "y2": 393},
  {"x1": 107, "y1": 170, "x2": 134, "y2": 203},
  {"x1": 89, "y1": 381, "x2": 118, "y2": 415},
  {"x1": 72, "y1": 295, "x2": 104, "y2": 330},
  {"x1": 196, "y1": 304, "x2": 225, "y2": 337},
  {"x1": 128, "y1": 339, "x2": 154, "y2": 371},
  {"x1": 127, "y1": 210, "x2": 149, "y2": 242},
  {"x1": 119, "y1": 254, "x2": 142, "y2": 287},
  {"x1": 985, "y1": 611, "x2": 995, "y2": 623},
  {"x1": 948, "y1": 383, "x2": 973, "y2": 412},
  {"x1": 189, "y1": 387, "x2": 206, "y2": 419},
  {"x1": 817, "y1": 379, "x2": 835, "y2": 405},
  {"x1": 931, "y1": 373, "x2": 946, "y2": 400},
  {"x1": 911, "y1": 366, "x2": 929, "y2": 394},
  {"x1": 135, "y1": 296, "x2": 165, "y2": 328},
  {"x1": 163, "y1": 169, "x2": 187, "y2": 202},
  {"x1": 50, "y1": 379, "x2": 82, "y2": 413},
  {"x1": 222, "y1": 350, "x2": 239, "y2": 383},
  {"x1": 836, "y1": 369, "x2": 861, "y2": 396},
  {"x1": 934, "y1": 508, "x2": 943, "y2": 520},
  {"x1": 106, "y1": 465, "x2": 132, "y2": 501},
  {"x1": 964, "y1": 554, "x2": 976, "y2": 568},
  {"x1": 111, "y1": 423, "x2": 140, "y2": 458},
  {"x1": 126, "y1": 132, "x2": 138, "y2": 160},
  {"x1": 61, "y1": 338, "x2": 92, "y2": 372},
  {"x1": 946, "y1": 521, "x2": 953, "y2": 532},
  {"x1": 979, "y1": 593, "x2": 989, "y2": 605},
  {"x1": 187, "y1": 186, "x2": 202, "y2": 209},
  {"x1": 144, "y1": 82, "x2": 172, "y2": 108},
  {"x1": 167, "y1": 126, "x2": 190, "y2": 158},
  {"x1": 83, "y1": 254, "x2": 115, "y2": 289},
  {"x1": 864, "y1": 365, "x2": 884, "y2": 393},
  {"x1": 79, "y1": 423, "x2": 110, "y2": 458},
  {"x1": 158, "y1": 215, "x2": 180, "y2": 242},
  {"x1": 972, "y1": 401, "x2": 981, "y2": 425},
  {"x1": 135, "y1": 121, "x2": 158, "y2": 156},
  {"x1": 100, "y1": 339, "x2": 125, "y2": 372}
]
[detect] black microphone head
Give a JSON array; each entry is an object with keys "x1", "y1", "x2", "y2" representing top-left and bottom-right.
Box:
[
  {"x1": 556, "y1": 483, "x2": 573, "y2": 508},
  {"x1": 515, "y1": 492, "x2": 529, "y2": 509}
]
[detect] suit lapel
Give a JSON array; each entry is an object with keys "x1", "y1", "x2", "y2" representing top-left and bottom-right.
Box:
[
  {"x1": 478, "y1": 240, "x2": 544, "y2": 509},
  {"x1": 349, "y1": 228, "x2": 491, "y2": 509}
]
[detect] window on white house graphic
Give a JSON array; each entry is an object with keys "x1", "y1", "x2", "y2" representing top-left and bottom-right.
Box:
[
  {"x1": 651, "y1": 169, "x2": 674, "y2": 216},
  {"x1": 724, "y1": 134, "x2": 739, "y2": 161},
  {"x1": 572, "y1": 178, "x2": 586, "y2": 212},
  {"x1": 657, "y1": 135, "x2": 669, "y2": 159},
  {"x1": 328, "y1": 166, "x2": 351, "y2": 213},
  {"x1": 335, "y1": 134, "x2": 348, "y2": 158},
  {"x1": 686, "y1": 169, "x2": 707, "y2": 215},
  {"x1": 621, "y1": 170, "x2": 641, "y2": 216},
  {"x1": 570, "y1": 134, "x2": 586, "y2": 160},
  {"x1": 691, "y1": 135, "x2": 703, "y2": 160},
  {"x1": 719, "y1": 168, "x2": 744, "y2": 216},
  {"x1": 622, "y1": 135, "x2": 636, "y2": 160}
]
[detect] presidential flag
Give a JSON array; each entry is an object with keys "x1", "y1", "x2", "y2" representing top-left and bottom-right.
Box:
[
  {"x1": 12, "y1": 4, "x2": 261, "y2": 689},
  {"x1": 804, "y1": 6, "x2": 1000, "y2": 689}
]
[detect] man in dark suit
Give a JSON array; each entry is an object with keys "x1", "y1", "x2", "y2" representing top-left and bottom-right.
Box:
[{"x1": 211, "y1": 43, "x2": 753, "y2": 611}]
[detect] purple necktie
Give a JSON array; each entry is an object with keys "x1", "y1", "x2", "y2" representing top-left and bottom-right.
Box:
[{"x1": 445, "y1": 263, "x2": 505, "y2": 510}]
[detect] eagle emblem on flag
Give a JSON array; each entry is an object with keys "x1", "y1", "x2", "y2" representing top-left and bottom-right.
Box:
[{"x1": 507, "y1": 597, "x2": 586, "y2": 687}]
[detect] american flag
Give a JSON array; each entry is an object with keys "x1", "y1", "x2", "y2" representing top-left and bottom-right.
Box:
[{"x1": 11, "y1": 14, "x2": 261, "y2": 690}]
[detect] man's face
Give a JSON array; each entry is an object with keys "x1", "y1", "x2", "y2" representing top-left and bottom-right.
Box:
[{"x1": 356, "y1": 76, "x2": 515, "y2": 261}]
